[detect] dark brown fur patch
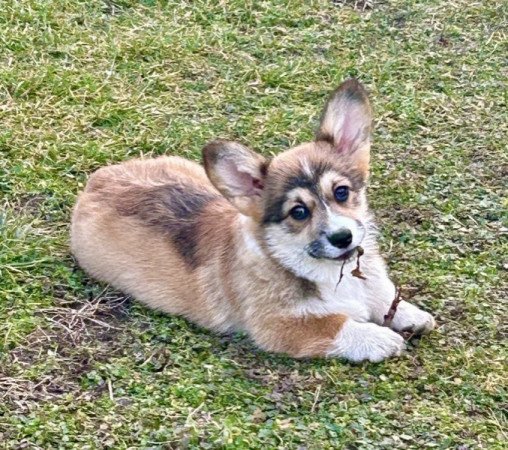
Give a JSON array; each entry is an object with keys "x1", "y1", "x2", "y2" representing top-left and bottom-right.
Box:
[
  {"x1": 298, "y1": 275, "x2": 319, "y2": 298},
  {"x1": 315, "y1": 130, "x2": 335, "y2": 145},
  {"x1": 116, "y1": 184, "x2": 221, "y2": 268}
]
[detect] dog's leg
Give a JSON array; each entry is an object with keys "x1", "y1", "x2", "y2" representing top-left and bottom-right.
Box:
[
  {"x1": 250, "y1": 314, "x2": 405, "y2": 362},
  {"x1": 369, "y1": 277, "x2": 436, "y2": 335},
  {"x1": 386, "y1": 300, "x2": 436, "y2": 334}
]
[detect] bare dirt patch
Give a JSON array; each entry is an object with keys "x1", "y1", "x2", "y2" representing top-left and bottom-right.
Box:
[{"x1": 2, "y1": 290, "x2": 132, "y2": 410}]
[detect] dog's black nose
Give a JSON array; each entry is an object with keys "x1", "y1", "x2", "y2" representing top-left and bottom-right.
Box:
[{"x1": 327, "y1": 229, "x2": 353, "y2": 249}]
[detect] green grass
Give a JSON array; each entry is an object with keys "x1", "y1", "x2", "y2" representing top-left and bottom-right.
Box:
[{"x1": 1, "y1": 0, "x2": 507, "y2": 448}]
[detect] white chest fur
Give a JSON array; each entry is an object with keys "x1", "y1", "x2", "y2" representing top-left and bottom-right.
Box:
[
  {"x1": 292, "y1": 255, "x2": 395, "y2": 324},
  {"x1": 318, "y1": 272, "x2": 373, "y2": 321}
]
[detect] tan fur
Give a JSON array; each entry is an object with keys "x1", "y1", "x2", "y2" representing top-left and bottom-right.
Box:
[
  {"x1": 71, "y1": 80, "x2": 435, "y2": 361},
  {"x1": 255, "y1": 314, "x2": 348, "y2": 358}
]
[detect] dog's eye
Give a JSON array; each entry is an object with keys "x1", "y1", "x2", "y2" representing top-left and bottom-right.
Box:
[
  {"x1": 334, "y1": 186, "x2": 349, "y2": 202},
  {"x1": 289, "y1": 205, "x2": 310, "y2": 221}
]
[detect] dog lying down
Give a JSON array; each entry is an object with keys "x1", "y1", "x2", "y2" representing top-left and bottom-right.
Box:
[{"x1": 71, "y1": 79, "x2": 435, "y2": 363}]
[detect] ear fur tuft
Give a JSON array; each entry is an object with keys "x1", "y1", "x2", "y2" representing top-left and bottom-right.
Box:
[{"x1": 316, "y1": 79, "x2": 372, "y2": 166}]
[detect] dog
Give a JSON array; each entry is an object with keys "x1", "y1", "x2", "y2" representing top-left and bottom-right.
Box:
[{"x1": 71, "y1": 79, "x2": 435, "y2": 362}]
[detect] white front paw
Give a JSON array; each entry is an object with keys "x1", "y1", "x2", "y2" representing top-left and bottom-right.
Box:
[
  {"x1": 391, "y1": 301, "x2": 436, "y2": 335},
  {"x1": 328, "y1": 320, "x2": 406, "y2": 363}
]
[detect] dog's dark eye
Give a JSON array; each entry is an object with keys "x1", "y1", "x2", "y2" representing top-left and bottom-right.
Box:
[
  {"x1": 334, "y1": 186, "x2": 349, "y2": 202},
  {"x1": 289, "y1": 205, "x2": 310, "y2": 221}
]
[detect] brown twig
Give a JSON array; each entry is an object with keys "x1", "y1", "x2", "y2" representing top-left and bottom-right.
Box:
[
  {"x1": 335, "y1": 246, "x2": 367, "y2": 291},
  {"x1": 383, "y1": 286, "x2": 403, "y2": 327},
  {"x1": 351, "y1": 246, "x2": 366, "y2": 280},
  {"x1": 335, "y1": 258, "x2": 347, "y2": 291}
]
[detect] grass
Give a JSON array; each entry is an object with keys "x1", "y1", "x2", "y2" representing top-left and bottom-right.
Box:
[{"x1": 0, "y1": 0, "x2": 506, "y2": 448}]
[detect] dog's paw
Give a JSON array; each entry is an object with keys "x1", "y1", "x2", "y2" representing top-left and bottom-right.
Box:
[
  {"x1": 391, "y1": 301, "x2": 435, "y2": 335},
  {"x1": 328, "y1": 320, "x2": 406, "y2": 363}
]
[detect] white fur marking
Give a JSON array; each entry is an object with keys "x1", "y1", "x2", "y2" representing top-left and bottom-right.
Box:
[
  {"x1": 239, "y1": 215, "x2": 264, "y2": 256},
  {"x1": 301, "y1": 158, "x2": 313, "y2": 177},
  {"x1": 327, "y1": 319, "x2": 405, "y2": 362}
]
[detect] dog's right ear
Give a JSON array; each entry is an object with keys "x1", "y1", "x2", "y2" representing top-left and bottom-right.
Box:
[
  {"x1": 203, "y1": 140, "x2": 268, "y2": 218},
  {"x1": 316, "y1": 79, "x2": 372, "y2": 172}
]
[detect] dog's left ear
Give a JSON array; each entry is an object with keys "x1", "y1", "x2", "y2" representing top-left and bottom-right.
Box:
[
  {"x1": 316, "y1": 79, "x2": 372, "y2": 170},
  {"x1": 203, "y1": 140, "x2": 268, "y2": 218}
]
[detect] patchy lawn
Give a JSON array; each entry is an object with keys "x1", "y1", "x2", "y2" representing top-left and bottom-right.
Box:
[{"x1": 0, "y1": 0, "x2": 506, "y2": 448}]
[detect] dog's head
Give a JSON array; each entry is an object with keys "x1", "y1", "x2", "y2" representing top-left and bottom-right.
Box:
[{"x1": 203, "y1": 79, "x2": 374, "y2": 281}]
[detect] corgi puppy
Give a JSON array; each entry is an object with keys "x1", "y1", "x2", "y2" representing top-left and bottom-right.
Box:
[{"x1": 71, "y1": 79, "x2": 435, "y2": 363}]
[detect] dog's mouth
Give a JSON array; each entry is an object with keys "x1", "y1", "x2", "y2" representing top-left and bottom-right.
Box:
[
  {"x1": 307, "y1": 247, "x2": 358, "y2": 262},
  {"x1": 330, "y1": 249, "x2": 356, "y2": 261}
]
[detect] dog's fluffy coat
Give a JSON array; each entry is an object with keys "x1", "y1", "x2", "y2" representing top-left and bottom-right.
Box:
[{"x1": 71, "y1": 80, "x2": 435, "y2": 362}]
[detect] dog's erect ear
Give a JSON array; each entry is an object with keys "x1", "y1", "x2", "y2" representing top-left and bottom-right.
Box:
[
  {"x1": 316, "y1": 79, "x2": 372, "y2": 170},
  {"x1": 203, "y1": 140, "x2": 268, "y2": 218}
]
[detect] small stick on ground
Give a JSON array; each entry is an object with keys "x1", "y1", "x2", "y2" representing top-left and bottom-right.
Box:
[{"x1": 383, "y1": 286, "x2": 403, "y2": 327}]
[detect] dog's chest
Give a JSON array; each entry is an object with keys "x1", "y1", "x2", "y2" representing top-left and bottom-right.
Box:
[
  {"x1": 315, "y1": 274, "x2": 373, "y2": 321},
  {"x1": 291, "y1": 272, "x2": 374, "y2": 321}
]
